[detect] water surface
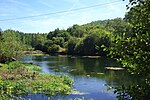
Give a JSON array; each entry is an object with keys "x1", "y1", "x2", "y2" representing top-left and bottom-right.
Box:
[{"x1": 21, "y1": 55, "x2": 132, "y2": 100}]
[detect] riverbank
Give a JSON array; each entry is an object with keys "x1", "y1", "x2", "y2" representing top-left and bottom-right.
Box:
[
  {"x1": 0, "y1": 61, "x2": 73, "y2": 99},
  {"x1": 24, "y1": 50, "x2": 44, "y2": 55}
]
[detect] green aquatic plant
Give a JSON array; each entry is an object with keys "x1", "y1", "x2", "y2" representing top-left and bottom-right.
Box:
[
  {"x1": 0, "y1": 61, "x2": 74, "y2": 99},
  {"x1": 6, "y1": 61, "x2": 41, "y2": 71}
]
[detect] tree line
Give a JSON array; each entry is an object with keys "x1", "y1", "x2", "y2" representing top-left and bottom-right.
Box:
[{"x1": 0, "y1": 18, "x2": 131, "y2": 61}]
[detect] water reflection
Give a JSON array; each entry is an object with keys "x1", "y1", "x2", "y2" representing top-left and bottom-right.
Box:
[{"x1": 21, "y1": 55, "x2": 136, "y2": 100}]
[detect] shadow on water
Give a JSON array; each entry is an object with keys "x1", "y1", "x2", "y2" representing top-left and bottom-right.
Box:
[{"x1": 21, "y1": 55, "x2": 138, "y2": 100}]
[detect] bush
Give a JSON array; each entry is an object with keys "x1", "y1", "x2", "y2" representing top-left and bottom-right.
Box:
[{"x1": 47, "y1": 44, "x2": 60, "y2": 53}]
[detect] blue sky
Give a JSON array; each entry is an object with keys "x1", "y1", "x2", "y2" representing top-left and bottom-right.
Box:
[{"x1": 0, "y1": 0, "x2": 128, "y2": 33}]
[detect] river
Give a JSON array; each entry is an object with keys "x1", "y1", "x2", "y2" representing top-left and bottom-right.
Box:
[{"x1": 21, "y1": 55, "x2": 133, "y2": 100}]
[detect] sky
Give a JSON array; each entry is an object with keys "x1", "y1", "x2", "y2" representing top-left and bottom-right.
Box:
[{"x1": 0, "y1": 0, "x2": 128, "y2": 33}]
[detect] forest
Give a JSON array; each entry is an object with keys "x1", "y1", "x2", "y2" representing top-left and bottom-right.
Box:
[
  {"x1": 0, "y1": 0, "x2": 150, "y2": 100},
  {"x1": 0, "y1": 17, "x2": 131, "y2": 60}
]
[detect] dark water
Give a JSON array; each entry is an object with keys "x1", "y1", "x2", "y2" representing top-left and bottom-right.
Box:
[{"x1": 21, "y1": 55, "x2": 133, "y2": 100}]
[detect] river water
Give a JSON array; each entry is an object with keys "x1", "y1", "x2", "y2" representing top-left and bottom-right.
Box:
[{"x1": 21, "y1": 55, "x2": 132, "y2": 100}]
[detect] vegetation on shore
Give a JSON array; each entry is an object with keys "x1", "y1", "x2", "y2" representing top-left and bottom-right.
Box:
[{"x1": 0, "y1": 61, "x2": 73, "y2": 99}]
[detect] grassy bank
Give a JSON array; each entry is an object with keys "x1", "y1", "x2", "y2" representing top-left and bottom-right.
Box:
[{"x1": 0, "y1": 61, "x2": 73, "y2": 99}]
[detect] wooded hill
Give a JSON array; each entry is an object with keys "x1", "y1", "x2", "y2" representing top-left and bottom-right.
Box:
[{"x1": 0, "y1": 17, "x2": 131, "y2": 62}]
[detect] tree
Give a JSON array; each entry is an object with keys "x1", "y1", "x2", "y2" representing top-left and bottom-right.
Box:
[
  {"x1": 47, "y1": 44, "x2": 60, "y2": 53},
  {"x1": 110, "y1": 0, "x2": 150, "y2": 76},
  {"x1": 43, "y1": 40, "x2": 53, "y2": 52},
  {"x1": 57, "y1": 31, "x2": 71, "y2": 42},
  {"x1": 0, "y1": 28, "x2": 2, "y2": 31},
  {"x1": 104, "y1": 18, "x2": 132, "y2": 37},
  {"x1": 0, "y1": 28, "x2": 2, "y2": 39},
  {"x1": 47, "y1": 28, "x2": 61, "y2": 40},
  {"x1": 108, "y1": 0, "x2": 150, "y2": 99},
  {"x1": 75, "y1": 28, "x2": 111, "y2": 56},
  {"x1": 67, "y1": 37, "x2": 80, "y2": 55},
  {"x1": 67, "y1": 24, "x2": 86, "y2": 37},
  {"x1": 0, "y1": 30, "x2": 26, "y2": 62}
]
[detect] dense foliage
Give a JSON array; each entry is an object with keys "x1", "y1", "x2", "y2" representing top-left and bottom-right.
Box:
[
  {"x1": 0, "y1": 30, "x2": 27, "y2": 62},
  {"x1": 107, "y1": 0, "x2": 150, "y2": 99},
  {"x1": 109, "y1": 0, "x2": 150, "y2": 77},
  {"x1": 0, "y1": 18, "x2": 130, "y2": 57}
]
